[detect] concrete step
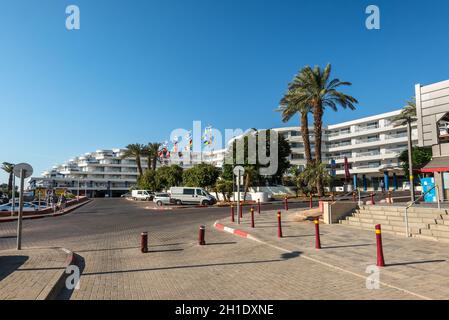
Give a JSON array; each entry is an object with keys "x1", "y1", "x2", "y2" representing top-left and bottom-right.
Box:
[{"x1": 354, "y1": 212, "x2": 436, "y2": 224}]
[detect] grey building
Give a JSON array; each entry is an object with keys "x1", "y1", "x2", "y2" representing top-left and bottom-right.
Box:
[{"x1": 415, "y1": 79, "x2": 449, "y2": 201}]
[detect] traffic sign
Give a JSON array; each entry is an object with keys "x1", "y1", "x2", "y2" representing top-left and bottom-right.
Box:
[
  {"x1": 13, "y1": 163, "x2": 33, "y2": 179},
  {"x1": 233, "y1": 166, "x2": 245, "y2": 176}
]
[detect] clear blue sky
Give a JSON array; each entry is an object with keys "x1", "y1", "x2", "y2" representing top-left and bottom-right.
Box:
[{"x1": 1, "y1": 0, "x2": 449, "y2": 183}]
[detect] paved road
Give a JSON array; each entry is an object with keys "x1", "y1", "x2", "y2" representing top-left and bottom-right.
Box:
[{"x1": 0, "y1": 199, "x2": 417, "y2": 299}]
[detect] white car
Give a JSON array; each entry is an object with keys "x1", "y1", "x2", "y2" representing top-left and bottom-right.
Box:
[
  {"x1": 153, "y1": 193, "x2": 173, "y2": 206},
  {"x1": 169, "y1": 187, "x2": 216, "y2": 206},
  {"x1": 0, "y1": 202, "x2": 39, "y2": 212},
  {"x1": 132, "y1": 190, "x2": 154, "y2": 201}
]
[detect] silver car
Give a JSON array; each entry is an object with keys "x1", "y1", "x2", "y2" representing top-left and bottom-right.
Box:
[{"x1": 153, "y1": 193, "x2": 172, "y2": 206}]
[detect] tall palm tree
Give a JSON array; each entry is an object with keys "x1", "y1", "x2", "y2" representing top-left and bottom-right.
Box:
[
  {"x1": 147, "y1": 142, "x2": 162, "y2": 171},
  {"x1": 121, "y1": 144, "x2": 146, "y2": 176},
  {"x1": 278, "y1": 89, "x2": 313, "y2": 165},
  {"x1": 289, "y1": 64, "x2": 358, "y2": 196},
  {"x1": 392, "y1": 98, "x2": 417, "y2": 201},
  {"x1": 1, "y1": 162, "x2": 14, "y2": 194}
]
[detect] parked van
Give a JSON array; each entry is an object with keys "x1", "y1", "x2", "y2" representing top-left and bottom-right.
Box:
[
  {"x1": 169, "y1": 187, "x2": 216, "y2": 206},
  {"x1": 131, "y1": 190, "x2": 154, "y2": 201}
]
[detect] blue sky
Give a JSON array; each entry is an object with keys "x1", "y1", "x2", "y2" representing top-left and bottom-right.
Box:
[{"x1": 1, "y1": 0, "x2": 449, "y2": 183}]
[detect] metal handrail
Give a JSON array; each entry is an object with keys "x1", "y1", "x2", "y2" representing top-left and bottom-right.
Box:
[{"x1": 404, "y1": 185, "x2": 441, "y2": 237}]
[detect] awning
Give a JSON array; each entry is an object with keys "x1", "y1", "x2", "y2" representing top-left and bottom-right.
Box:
[{"x1": 417, "y1": 156, "x2": 449, "y2": 173}]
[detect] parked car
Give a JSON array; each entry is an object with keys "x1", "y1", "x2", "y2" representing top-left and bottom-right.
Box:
[
  {"x1": 131, "y1": 190, "x2": 154, "y2": 201},
  {"x1": 31, "y1": 201, "x2": 48, "y2": 209},
  {"x1": 121, "y1": 192, "x2": 132, "y2": 198},
  {"x1": 169, "y1": 187, "x2": 216, "y2": 206},
  {"x1": 153, "y1": 193, "x2": 173, "y2": 206},
  {"x1": 0, "y1": 202, "x2": 39, "y2": 212}
]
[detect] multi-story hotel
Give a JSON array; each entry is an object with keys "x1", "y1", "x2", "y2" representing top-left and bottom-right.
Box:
[
  {"x1": 30, "y1": 109, "x2": 418, "y2": 196},
  {"x1": 29, "y1": 149, "x2": 224, "y2": 197},
  {"x1": 276, "y1": 109, "x2": 418, "y2": 191}
]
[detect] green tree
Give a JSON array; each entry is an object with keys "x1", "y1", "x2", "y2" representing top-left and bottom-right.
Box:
[
  {"x1": 399, "y1": 147, "x2": 432, "y2": 179},
  {"x1": 214, "y1": 179, "x2": 233, "y2": 201},
  {"x1": 137, "y1": 169, "x2": 159, "y2": 191},
  {"x1": 156, "y1": 165, "x2": 183, "y2": 190},
  {"x1": 392, "y1": 98, "x2": 417, "y2": 201},
  {"x1": 1, "y1": 162, "x2": 14, "y2": 194},
  {"x1": 146, "y1": 142, "x2": 162, "y2": 171},
  {"x1": 286, "y1": 64, "x2": 357, "y2": 196},
  {"x1": 278, "y1": 92, "x2": 312, "y2": 164},
  {"x1": 299, "y1": 162, "x2": 331, "y2": 196},
  {"x1": 121, "y1": 144, "x2": 146, "y2": 176},
  {"x1": 182, "y1": 163, "x2": 220, "y2": 190}
]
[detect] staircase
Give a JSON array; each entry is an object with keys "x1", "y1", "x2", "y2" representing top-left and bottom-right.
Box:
[{"x1": 339, "y1": 205, "x2": 449, "y2": 242}]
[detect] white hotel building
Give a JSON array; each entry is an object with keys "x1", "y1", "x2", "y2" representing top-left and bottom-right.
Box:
[
  {"x1": 276, "y1": 109, "x2": 418, "y2": 191},
  {"x1": 30, "y1": 109, "x2": 417, "y2": 196}
]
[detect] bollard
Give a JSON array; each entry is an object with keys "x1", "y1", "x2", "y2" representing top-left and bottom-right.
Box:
[
  {"x1": 250, "y1": 207, "x2": 255, "y2": 228},
  {"x1": 388, "y1": 191, "x2": 392, "y2": 204},
  {"x1": 309, "y1": 195, "x2": 313, "y2": 209},
  {"x1": 375, "y1": 224, "x2": 385, "y2": 267},
  {"x1": 331, "y1": 193, "x2": 335, "y2": 202},
  {"x1": 141, "y1": 232, "x2": 148, "y2": 253},
  {"x1": 371, "y1": 193, "x2": 375, "y2": 205},
  {"x1": 198, "y1": 225, "x2": 206, "y2": 245},
  {"x1": 314, "y1": 219, "x2": 321, "y2": 249},
  {"x1": 257, "y1": 199, "x2": 261, "y2": 214},
  {"x1": 231, "y1": 204, "x2": 235, "y2": 223},
  {"x1": 277, "y1": 211, "x2": 283, "y2": 238},
  {"x1": 239, "y1": 202, "x2": 243, "y2": 219},
  {"x1": 284, "y1": 196, "x2": 289, "y2": 211},
  {"x1": 352, "y1": 191, "x2": 356, "y2": 202}
]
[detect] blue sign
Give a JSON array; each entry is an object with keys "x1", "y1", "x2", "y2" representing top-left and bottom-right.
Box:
[{"x1": 420, "y1": 177, "x2": 436, "y2": 203}]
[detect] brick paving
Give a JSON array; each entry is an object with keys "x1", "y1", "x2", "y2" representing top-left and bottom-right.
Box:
[
  {"x1": 0, "y1": 247, "x2": 70, "y2": 300},
  {"x1": 216, "y1": 207, "x2": 449, "y2": 299},
  {"x1": 0, "y1": 199, "x2": 440, "y2": 299}
]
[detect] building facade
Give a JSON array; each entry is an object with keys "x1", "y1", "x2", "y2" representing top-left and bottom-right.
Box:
[
  {"x1": 275, "y1": 109, "x2": 418, "y2": 191},
  {"x1": 415, "y1": 79, "x2": 449, "y2": 201}
]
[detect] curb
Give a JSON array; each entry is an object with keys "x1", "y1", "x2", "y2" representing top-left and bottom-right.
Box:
[
  {"x1": 36, "y1": 247, "x2": 78, "y2": 300},
  {"x1": 0, "y1": 199, "x2": 92, "y2": 224},
  {"x1": 213, "y1": 221, "x2": 257, "y2": 240}
]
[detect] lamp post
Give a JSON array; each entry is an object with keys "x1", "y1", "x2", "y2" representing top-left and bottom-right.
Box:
[{"x1": 407, "y1": 120, "x2": 415, "y2": 202}]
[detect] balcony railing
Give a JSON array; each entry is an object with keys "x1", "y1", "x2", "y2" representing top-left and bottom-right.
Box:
[
  {"x1": 354, "y1": 125, "x2": 379, "y2": 132},
  {"x1": 387, "y1": 133, "x2": 407, "y2": 139},
  {"x1": 356, "y1": 151, "x2": 380, "y2": 157},
  {"x1": 355, "y1": 138, "x2": 380, "y2": 144},
  {"x1": 356, "y1": 163, "x2": 381, "y2": 169}
]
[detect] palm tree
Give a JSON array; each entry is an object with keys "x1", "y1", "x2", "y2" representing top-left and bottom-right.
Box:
[
  {"x1": 147, "y1": 142, "x2": 162, "y2": 171},
  {"x1": 1, "y1": 162, "x2": 14, "y2": 194},
  {"x1": 278, "y1": 90, "x2": 313, "y2": 165},
  {"x1": 392, "y1": 98, "x2": 417, "y2": 201},
  {"x1": 289, "y1": 64, "x2": 358, "y2": 196},
  {"x1": 298, "y1": 162, "x2": 331, "y2": 196},
  {"x1": 121, "y1": 144, "x2": 146, "y2": 176}
]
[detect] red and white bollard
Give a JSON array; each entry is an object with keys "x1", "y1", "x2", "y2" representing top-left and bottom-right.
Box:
[
  {"x1": 141, "y1": 232, "x2": 148, "y2": 253},
  {"x1": 375, "y1": 224, "x2": 385, "y2": 267},
  {"x1": 239, "y1": 202, "x2": 243, "y2": 219},
  {"x1": 284, "y1": 196, "x2": 289, "y2": 211},
  {"x1": 231, "y1": 204, "x2": 235, "y2": 223},
  {"x1": 314, "y1": 219, "x2": 321, "y2": 249},
  {"x1": 371, "y1": 193, "x2": 375, "y2": 205},
  {"x1": 250, "y1": 207, "x2": 255, "y2": 228},
  {"x1": 257, "y1": 199, "x2": 261, "y2": 214},
  {"x1": 198, "y1": 225, "x2": 206, "y2": 246},
  {"x1": 352, "y1": 191, "x2": 356, "y2": 202},
  {"x1": 277, "y1": 211, "x2": 283, "y2": 238}
]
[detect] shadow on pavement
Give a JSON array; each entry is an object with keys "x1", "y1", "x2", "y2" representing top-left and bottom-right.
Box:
[
  {"x1": 321, "y1": 243, "x2": 375, "y2": 250},
  {"x1": 83, "y1": 259, "x2": 284, "y2": 276},
  {"x1": 386, "y1": 259, "x2": 446, "y2": 267},
  {"x1": 281, "y1": 251, "x2": 302, "y2": 260},
  {"x1": 0, "y1": 255, "x2": 29, "y2": 282},
  {"x1": 205, "y1": 242, "x2": 237, "y2": 246}
]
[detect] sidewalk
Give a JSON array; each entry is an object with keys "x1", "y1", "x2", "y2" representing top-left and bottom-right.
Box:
[
  {"x1": 0, "y1": 247, "x2": 75, "y2": 300},
  {"x1": 214, "y1": 207, "x2": 449, "y2": 300},
  {"x1": 0, "y1": 198, "x2": 91, "y2": 223}
]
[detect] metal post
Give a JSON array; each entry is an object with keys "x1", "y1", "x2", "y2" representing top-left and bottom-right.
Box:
[
  {"x1": 375, "y1": 224, "x2": 386, "y2": 267},
  {"x1": 141, "y1": 232, "x2": 148, "y2": 253},
  {"x1": 16, "y1": 169, "x2": 25, "y2": 250},
  {"x1": 436, "y1": 185, "x2": 441, "y2": 210},
  {"x1": 237, "y1": 171, "x2": 241, "y2": 225},
  {"x1": 277, "y1": 211, "x2": 283, "y2": 238},
  {"x1": 404, "y1": 207, "x2": 410, "y2": 238},
  {"x1": 314, "y1": 219, "x2": 321, "y2": 249},
  {"x1": 37, "y1": 189, "x2": 41, "y2": 211},
  {"x1": 407, "y1": 122, "x2": 415, "y2": 202},
  {"x1": 198, "y1": 225, "x2": 206, "y2": 245},
  {"x1": 250, "y1": 207, "x2": 255, "y2": 228},
  {"x1": 11, "y1": 175, "x2": 15, "y2": 216}
]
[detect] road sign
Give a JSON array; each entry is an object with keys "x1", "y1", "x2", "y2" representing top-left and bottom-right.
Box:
[
  {"x1": 13, "y1": 163, "x2": 33, "y2": 179},
  {"x1": 233, "y1": 166, "x2": 245, "y2": 176}
]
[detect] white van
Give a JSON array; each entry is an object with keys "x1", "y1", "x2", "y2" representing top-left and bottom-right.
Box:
[
  {"x1": 169, "y1": 187, "x2": 216, "y2": 206},
  {"x1": 131, "y1": 190, "x2": 154, "y2": 201}
]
